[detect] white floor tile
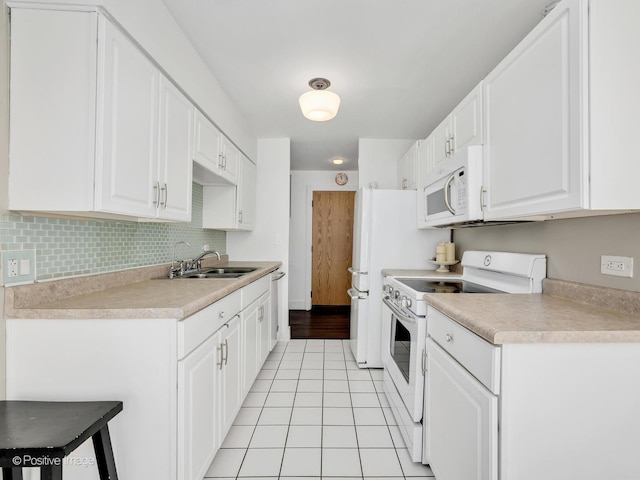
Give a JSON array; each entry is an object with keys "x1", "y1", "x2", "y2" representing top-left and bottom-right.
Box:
[
  {"x1": 378, "y1": 392, "x2": 390, "y2": 408},
  {"x1": 323, "y1": 407, "x2": 354, "y2": 425},
  {"x1": 249, "y1": 379, "x2": 272, "y2": 392},
  {"x1": 280, "y1": 360, "x2": 303, "y2": 370},
  {"x1": 349, "y1": 380, "x2": 376, "y2": 393},
  {"x1": 290, "y1": 407, "x2": 322, "y2": 425},
  {"x1": 321, "y1": 448, "x2": 362, "y2": 477},
  {"x1": 396, "y1": 448, "x2": 435, "y2": 477},
  {"x1": 262, "y1": 360, "x2": 280, "y2": 370},
  {"x1": 304, "y1": 352, "x2": 324, "y2": 362},
  {"x1": 294, "y1": 392, "x2": 323, "y2": 407},
  {"x1": 273, "y1": 342, "x2": 287, "y2": 351},
  {"x1": 323, "y1": 392, "x2": 351, "y2": 408},
  {"x1": 360, "y1": 449, "x2": 403, "y2": 477},
  {"x1": 265, "y1": 392, "x2": 295, "y2": 407},
  {"x1": 258, "y1": 407, "x2": 292, "y2": 425},
  {"x1": 346, "y1": 360, "x2": 360, "y2": 370},
  {"x1": 238, "y1": 448, "x2": 284, "y2": 477},
  {"x1": 206, "y1": 448, "x2": 245, "y2": 477},
  {"x1": 353, "y1": 407, "x2": 387, "y2": 426},
  {"x1": 283, "y1": 352, "x2": 304, "y2": 361},
  {"x1": 382, "y1": 407, "x2": 397, "y2": 425},
  {"x1": 347, "y1": 369, "x2": 372, "y2": 381},
  {"x1": 275, "y1": 369, "x2": 300, "y2": 380},
  {"x1": 306, "y1": 339, "x2": 325, "y2": 346},
  {"x1": 322, "y1": 425, "x2": 358, "y2": 448},
  {"x1": 355, "y1": 425, "x2": 394, "y2": 448},
  {"x1": 374, "y1": 380, "x2": 385, "y2": 392},
  {"x1": 301, "y1": 360, "x2": 324, "y2": 370},
  {"x1": 281, "y1": 448, "x2": 322, "y2": 476},
  {"x1": 351, "y1": 393, "x2": 380, "y2": 408},
  {"x1": 297, "y1": 379, "x2": 323, "y2": 392},
  {"x1": 325, "y1": 339, "x2": 343, "y2": 347},
  {"x1": 250, "y1": 425, "x2": 288, "y2": 448},
  {"x1": 268, "y1": 350, "x2": 284, "y2": 360},
  {"x1": 299, "y1": 369, "x2": 324, "y2": 380},
  {"x1": 243, "y1": 392, "x2": 268, "y2": 407},
  {"x1": 286, "y1": 341, "x2": 307, "y2": 352},
  {"x1": 369, "y1": 369, "x2": 384, "y2": 380},
  {"x1": 257, "y1": 369, "x2": 276, "y2": 380},
  {"x1": 221, "y1": 425, "x2": 254, "y2": 448},
  {"x1": 388, "y1": 425, "x2": 405, "y2": 448},
  {"x1": 324, "y1": 352, "x2": 345, "y2": 361},
  {"x1": 304, "y1": 344, "x2": 324, "y2": 352},
  {"x1": 324, "y1": 360, "x2": 347, "y2": 370},
  {"x1": 271, "y1": 379, "x2": 298, "y2": 392},
  {"x1": 323, "y1": 369, "x2": 347, "y2": 380},
  {"x1": 233, "y1": 407, "x2": 262, "y2": 426},
  {"x1": 324, "y1": 380, "x2": 349, "y2": 392},
  {"x1": 287, "y1": 425, "x2": 322, "y2": 447}
]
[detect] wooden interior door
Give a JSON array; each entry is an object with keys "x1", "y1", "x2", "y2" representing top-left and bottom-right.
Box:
[{"x1": 311, "y1": 191, "x2": 355, "y2": 306}]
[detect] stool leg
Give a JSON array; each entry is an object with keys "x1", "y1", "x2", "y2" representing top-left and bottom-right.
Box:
[
  {"x1": 92, "y1": 425, "x2": 118, "y2": 480},
  {"x1": 40, "y1": 465, "x2": 62, "y2": 480},
  {"x1": 2, "y1": 467, "x2": 24, "y2": 480}
]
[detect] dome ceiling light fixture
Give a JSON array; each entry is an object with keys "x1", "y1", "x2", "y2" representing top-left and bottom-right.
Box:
[
  {"x1": 331, "y1": 158, "x2": 344, "y2": 165},
  {"x1": 299, "y1": 77, "x2": 340, "y2": 121}
]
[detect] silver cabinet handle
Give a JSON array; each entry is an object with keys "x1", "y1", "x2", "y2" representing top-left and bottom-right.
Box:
[
  {"x1": 219, "y1": 311, "x2": 225, "y2": 319},
  {"x1": 348, "y1": 267, "x2": 368, "y2": 275},
  {"x1": 445, "y1": 333, "x2": 453, "y2": 343},
  {"x1": 223, "y1": 339, "x2": 229, "y2": 365},
  {"x1": 271, "y1": 271, "x2": 285, "y2": 281},
  {"x1": 160, "y1": 183, "x2": 167, "y2": 209},
  {"x1": 449, "y1": 135, "x2": 455, "y2": 155},
  {"x1": 422, "y1": 348, "x2": 427, "y2": 375},
  {"x1": 347, "y1": 288, "x2": 367, "y2": 300},
  {"x1": 238, "y1": 210, "x2": 243, "y2": 224},
  {"x1": 153, "y1": 181, "x2": 160, "y2": 206},
  {"x1": 217, "y1": 344, "x2": 224, "y2": 370},
  {"x1": 218, "y1": 153, "x2": 224, "y2": 169},
  {"x1": 443, "y1": 173, "x2": 456, "y2": 215},
  {"x1": 480, "y1": 186, "x2": 486, "y2": 212}
]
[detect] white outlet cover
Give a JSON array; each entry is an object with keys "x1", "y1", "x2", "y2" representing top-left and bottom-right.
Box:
[{"x1": 601, "y1": 255, "x2": 634, "y2": 278}]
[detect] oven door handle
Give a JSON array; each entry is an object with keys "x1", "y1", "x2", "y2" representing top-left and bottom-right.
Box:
[
  {"x1": 348, "y1": 267, "x2": 368, "y2": 275},
  {"x1": 382, "y1": 296, "x2": 416, "y2": 324}
]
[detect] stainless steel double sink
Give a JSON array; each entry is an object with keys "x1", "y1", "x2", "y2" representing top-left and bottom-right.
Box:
[{"x1": 180, "y1": 266, "x2": 259, "y2": 279}]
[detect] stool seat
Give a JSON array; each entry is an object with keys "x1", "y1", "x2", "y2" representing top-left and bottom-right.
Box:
[{"x1": 0, "y1": 400, "x2": 122, "y2": 480}]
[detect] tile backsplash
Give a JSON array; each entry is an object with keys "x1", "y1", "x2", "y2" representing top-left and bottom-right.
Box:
[{"x1": 0, "y1": 183, "x2": 225, "y2": 281}]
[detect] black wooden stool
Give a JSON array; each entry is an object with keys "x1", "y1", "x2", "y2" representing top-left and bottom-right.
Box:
[{"x1": 0, "y1": 400, "x2": 122, "y2": 480}]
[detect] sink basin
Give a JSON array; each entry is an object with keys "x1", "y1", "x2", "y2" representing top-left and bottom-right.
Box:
[{"x1": 178, "y1": 266, "x2": 259, "y2": 279}]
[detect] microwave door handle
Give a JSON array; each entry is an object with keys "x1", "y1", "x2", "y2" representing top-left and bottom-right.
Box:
[{"x1": 443, "y1": 173, "x2": 457, "y2": 215}]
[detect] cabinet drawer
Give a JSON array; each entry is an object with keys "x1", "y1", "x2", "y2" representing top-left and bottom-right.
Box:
[
  {"x1": 178, "y1": 290, "x2": 241, "y2": 358},
  {"x1": 427, "y1": 308, "x2": 501, "y2": 394},
  {"x1": 241, "y1": 275, "x2": 270, "y2": 309}
]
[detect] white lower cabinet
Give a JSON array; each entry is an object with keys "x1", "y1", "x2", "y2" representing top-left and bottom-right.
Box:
[
  {"x1": 5, "y1": 275, "x2": 276, "y2": 480},
  {"x1": 425, "y1": 307, "x2": 640, "y2": 480}
]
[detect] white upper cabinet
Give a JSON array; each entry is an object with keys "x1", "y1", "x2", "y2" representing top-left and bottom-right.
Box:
[
  {"x1": 432, "y1": 83, "x2": 483, "y2": 167},
  {"x1": 397, "y1": 141, "x2": 419, "y2": 190},
  {"x1": 482, "y1": 0, "x2": 640, "y2": 220},
  {"x1": 416, "y1": 137, "x2": 435, "y2": 228},
  {"x1": 193, "y1": 111, "x2": 239, "y2": 186},
  {"x1": 202, "y1": 154, "x2": 257, "y2": 231},
  {"x1": 9, "y1": 9, "x2": 193, "y2": 221}
]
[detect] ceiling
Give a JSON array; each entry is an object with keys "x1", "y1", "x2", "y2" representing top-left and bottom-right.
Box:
[{"x1": 160, "y1": 0, "x2": 554, "y2": 171}]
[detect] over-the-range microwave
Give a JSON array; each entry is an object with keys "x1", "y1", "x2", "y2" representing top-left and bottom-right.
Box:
[{"x1": 422, "y1": 145, "x2": 484, "y2": 228}]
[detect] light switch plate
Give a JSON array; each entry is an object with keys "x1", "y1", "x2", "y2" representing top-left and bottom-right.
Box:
[{"x1": 1, "y1": 250, "x2": 36, "y2": 285}]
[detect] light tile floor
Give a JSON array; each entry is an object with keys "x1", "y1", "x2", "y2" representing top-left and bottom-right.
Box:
[{"x1": 205, "y1": 339, "x2": 435, "y2": 479}]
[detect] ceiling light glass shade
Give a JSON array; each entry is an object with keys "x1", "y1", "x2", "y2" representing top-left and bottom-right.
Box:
[
  {"x1": 299, "y1": 89, "x2": 341, "y2": 121},
  {"x1": 331, "y1": 158, "x2": 344, "y2": 165}
]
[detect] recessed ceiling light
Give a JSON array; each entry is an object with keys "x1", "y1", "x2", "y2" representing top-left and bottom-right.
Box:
[{"x1": 331, "y1": 158, "x2": 344, "y2": 165}]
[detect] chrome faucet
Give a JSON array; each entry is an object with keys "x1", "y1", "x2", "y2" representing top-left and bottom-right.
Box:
[
  {"x1": 169, "y1": 241, "x2": 192, "y2": 279},
  {"x1": 187, "y1": 250, "x2": 222, "y2": 272}
]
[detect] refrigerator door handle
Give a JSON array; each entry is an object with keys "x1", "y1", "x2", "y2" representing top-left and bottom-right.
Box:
[
  {"x1": 348, "y1": 267, "x2": 368, "y2": 275},
  {"x1": 347, "y1": 288, "x2": 367, "y2": 300}
]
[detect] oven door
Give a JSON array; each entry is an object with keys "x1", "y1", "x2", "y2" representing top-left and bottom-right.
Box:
[{"x1": 382, "y1": 296, "x2": 425, "y2": 422}]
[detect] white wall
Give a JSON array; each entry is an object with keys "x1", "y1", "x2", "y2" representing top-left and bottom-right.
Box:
[
  {"x1": 0, "y1": 4, "x2": 8, "y2": 399},
  {"x1": 289, "y1": 170, "x2": 359, "y2": 310},
  {"x1": 358, "y1": 138, "x2": 415, "y2": 189},
  {"x1": 227, "y1": 139, "x2": 291, "y2": 339}
]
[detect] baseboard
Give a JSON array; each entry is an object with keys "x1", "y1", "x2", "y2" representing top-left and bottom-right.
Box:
[{"x1": 288, "y1": 300, "x2": 307, "y2": 310}]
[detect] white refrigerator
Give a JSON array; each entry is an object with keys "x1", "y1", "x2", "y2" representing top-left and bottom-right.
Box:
[{"x1": 348, "y1": 188, "x2": 449, "y2": 368}]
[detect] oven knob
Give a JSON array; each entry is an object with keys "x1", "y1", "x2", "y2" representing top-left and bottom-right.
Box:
[
  {"x1": 400, "y1": 296, "x2": 408, "y2": 308},
  {"x1": 406, "y1": 298, "x2": 412, "y2": 309},
  {"x1": 394, "y1": 290, "x2": 400, "y2": 300}
]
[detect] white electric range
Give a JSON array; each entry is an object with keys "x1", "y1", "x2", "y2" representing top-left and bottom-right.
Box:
[{"x1": 381, "y1": 251, "x2": 547, "y2": 463}]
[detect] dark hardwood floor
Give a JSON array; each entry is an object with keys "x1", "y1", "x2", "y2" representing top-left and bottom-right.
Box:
[{"x1": 289, "y1": 306, "x2": 350, "y2": 339}]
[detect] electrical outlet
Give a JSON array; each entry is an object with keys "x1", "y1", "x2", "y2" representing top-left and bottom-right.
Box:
[
  {"x1": 601, "y1": 255, "x2": 633, "y2": 278},
  {"x1": 1, "y1": 250, "x2": 37, "y2": 285}
]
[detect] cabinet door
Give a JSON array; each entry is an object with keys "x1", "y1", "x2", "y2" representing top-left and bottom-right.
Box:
[
  {"x1": 450, "y1": 83, "x2": 483, "y2": 152},
  {"x1": 193, "y1": 110, "x2": 223, "y2": 174},
  {"x1": 158, "y1": 78, "x2": 193, "y2": 221},
  {"x1": 258, "y1": 294, "x2": 271, "y2": 366},
  {"x1": 431, "y1": 117, "x2": 452, "y2": 167},
  {"x1": 237, "y1": 155, "x2": 257, "y2": 230},
  {"x1": 397, "y1": 142, "x2": 418, "y2": 190},
  {"x1": 483, "y1": 0, "x2": 584, "y2": 219},
  {"x1": 242, "y1": 303, "x2": 260, "y2": 395},
  {"x1": 178, "y1": 333, "x2": 219, "y2": 480},
  {"x1": 426, "y1": 339, "x2": 498, "y2": 480},
  {"x1": 96, "y1": 18, "x2": 159, "y2": 217},
  {"x1": 219, "y1": 315, "x2": 242, "y2": 440},
  {"x1": 220, "y1": 136, "x2": 240, "y2": 185},
  {"x1": 416, "y1": 137, "x2": 434, "y2": 228}
]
